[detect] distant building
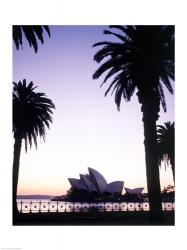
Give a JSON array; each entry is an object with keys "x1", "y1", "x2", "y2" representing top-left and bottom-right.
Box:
[
  {"x1": 68, "y1": 167, "x2": 124, "y2": 195},
  {"x1": 124, "y1": 187, "x2": 144, "y2": 201},
  {"x1": 52, "y1": 168, "x2": 145, "y2": 202},
  {"x1": 125, "y1": 187, "x2": 144, "y2": 195}
]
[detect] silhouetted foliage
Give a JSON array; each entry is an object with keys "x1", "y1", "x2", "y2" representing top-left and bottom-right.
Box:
[
  {"x1": 12, "y1": 79, "x2": 55, "y2": 216},
  {"x1": 13, "y1": 79, "x2": 55, "y2": 150},
  {"x1": 157, "y1": 121, "x2": 175, "y2": 182},
  {"x1": 93, "y1": 25, "x2": 174, "y2": 218},
  {"x1": 161, "y1": 185, "x2": 175, "y2": 202},
  {"x1": 13, "y1": 25, "x2": 50, "y2": 53},
  {"x1": 162, "y1": 184, "x2": 175, "y2": 193},
  {"x1": 93, "y1": 26, "x2": 174, "y2": 111}
]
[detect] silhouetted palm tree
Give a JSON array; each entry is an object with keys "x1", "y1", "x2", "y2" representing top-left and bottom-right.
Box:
[
  {"x1": 93, "y1": 25, "x2": 174, "y2": 218},
  {"x1": 13, "y1": 25, "x2": 50, "y2": 53},
  {"x1": 157, "y1": 121, "x2": 175, "y2": 182},
  {"x1": 13, "y1": 79, "x2": 55, "y2": 215}
]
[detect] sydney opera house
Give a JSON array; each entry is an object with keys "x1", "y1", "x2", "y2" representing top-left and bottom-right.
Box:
[
  {"x1": 52, "y1": 167, "x2": 144, "y2": 201},
  {"x1": 68, "y1": 167, "x2": 124, "y2": 195}
]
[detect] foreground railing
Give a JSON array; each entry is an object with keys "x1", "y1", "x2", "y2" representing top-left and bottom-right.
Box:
[{"x1": 17, "y1": 201, "x2": 175, "y2": 213}]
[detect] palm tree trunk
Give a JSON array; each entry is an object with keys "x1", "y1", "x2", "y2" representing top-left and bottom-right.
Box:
[
  {"x1": 142, "y1": 103, "x2": 162, "y2": 221},
  {"x1": 13, "y1": 135, "x2": 22, "y2": 217}
]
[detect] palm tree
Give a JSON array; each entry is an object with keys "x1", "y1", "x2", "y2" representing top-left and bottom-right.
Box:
[
  {"x1": 13, "y1": 79, "x2": 55, "y2": 216},
  {"x1": 13, "y1": 25, "x2": 50, "y2": 53},
  {"x1": 157, "y1": 121, "x2": 175, "y2": 182},
  {"x1": 92, "y1": 26, "x2": 174, "y2": 219}
]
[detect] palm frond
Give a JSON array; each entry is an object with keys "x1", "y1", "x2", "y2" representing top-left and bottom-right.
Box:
[
  {"x1": 13, "y1": 79, "x2": 55, "y2": 151},
  {"x1": 103, "y1": 29, "x2": 128, "y2": 42},
  {"x1": 43, "y1": 25, "x2": 51, "y2": 37},
  {"x1": 33, "y1": 26, "x2": 44, "y2": 44},
  {"x1": 94, "y1": 46, "x2": 113, "y2": 63},
  {"x1": 93, "y1": 25, "x2": 174, "y2": 112},
  {"x1": 115, "y1": 84, "x2": 124, "y2": 111},
  {"x1": 157, "y1": 121, "x2": 175, "y2": 169},
  {"x1": 109, "y1": 25, "x2": 135, "y2": 40},
  {"x1": 93, "y1": 58, "x2": 122, "y2": 79},
  {"x1": 158, "y1": 82, "x2": 167, "y2": 112},
  {"x1": 104, "y1": 75, "x2": 120, "y2": 96},
  {"x1": 13, "y1": 25, "x2": 50, "y2": 53},
  {"x1": 160, "y1": 73, "x2": 173, "y2": 94},
  {"x1": 101, "y1": 67, "x2": 122, "y2": 86}
]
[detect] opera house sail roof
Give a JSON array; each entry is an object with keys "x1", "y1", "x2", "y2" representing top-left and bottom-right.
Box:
[
  {"x1": 80, "y1": 174, "x2": 98, "y2": 192},
  {"x1": 68, "y1": 167, "x2": 124, "y2": 195},
  {"x1": 68, "y1": 178, "x2": 87, "y2": 191},
  {"x1": 125, "y1": 187, "x2": 144, "y2": 195}
]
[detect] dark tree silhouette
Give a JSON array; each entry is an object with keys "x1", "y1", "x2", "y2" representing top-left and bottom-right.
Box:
[
  {"x1": 93, "y1": 25, "x2": 174, "y2": 219},
  {"x1": 13, "y1": 25, "x2": 50, "y2": 53},
  {"x1": 13, "y1": 79, "x2": 55, "y2": 216},
  {"x1": 157, "y1": 121, "x2": 175, "y2": 182}
]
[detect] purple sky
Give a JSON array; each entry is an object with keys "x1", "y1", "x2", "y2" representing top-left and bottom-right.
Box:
[{"x1": 13, "y1": 26, "x2": 174, "y2": 195}]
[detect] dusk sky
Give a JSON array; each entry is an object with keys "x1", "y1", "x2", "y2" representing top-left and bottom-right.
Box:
[{"x1": 13, "y1": 25, "x2": 174, "y2": 196}]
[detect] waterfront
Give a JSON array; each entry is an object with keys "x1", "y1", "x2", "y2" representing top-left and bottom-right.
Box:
[{"x1": 17, "y1": 199, "x2": 174, "y2": 213}]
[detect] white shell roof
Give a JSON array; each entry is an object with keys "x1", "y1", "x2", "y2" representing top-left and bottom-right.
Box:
[
  {"x1": 80, "y1": 174, "x2": 97, "y2": 192},
  {"x1": 68, "y1": 167, "x2": 125, "y2": 195},
  {"x1": 68, "y1": 178, "x2": 87, "y2": 190},
  {"x1": 105, "y1": 181, "x2": 124, "y2": 193},
  {"x1": 88, "y1": 167, "x2": 108, "y2": 194},
  {"x1": 125, "y1": 187, "x2": 144, "y2": 195}
]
